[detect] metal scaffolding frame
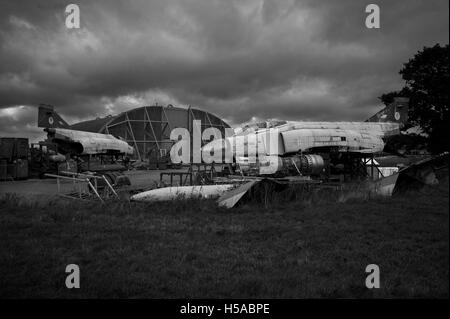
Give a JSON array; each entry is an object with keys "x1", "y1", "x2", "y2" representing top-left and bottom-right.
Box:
[{"x1": 99, "y1": 105, "x2": 230, "y2": 162}]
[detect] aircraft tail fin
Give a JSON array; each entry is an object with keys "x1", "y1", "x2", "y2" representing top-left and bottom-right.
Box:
[
  {"x1": 366, "y1": 97, "x2": 409, "y2": 127},
  {"x1": 38, "y1": 104, "x2": 70, "y2": 128}
]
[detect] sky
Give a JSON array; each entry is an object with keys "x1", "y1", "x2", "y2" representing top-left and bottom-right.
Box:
[{"x1": 0, "y1": 0, "x2": 448, "y2": 141}]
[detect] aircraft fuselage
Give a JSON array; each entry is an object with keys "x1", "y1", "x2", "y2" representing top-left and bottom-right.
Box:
[{"x1": 45, "y1": 128, "x2": 134, "y2": 156}]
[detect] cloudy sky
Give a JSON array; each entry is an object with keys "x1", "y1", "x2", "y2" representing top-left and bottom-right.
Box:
[{"x1": 0, "y1": 0, "x2": 448, "y2": 141}]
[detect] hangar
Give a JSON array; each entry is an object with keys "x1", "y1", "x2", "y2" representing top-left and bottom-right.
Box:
[{"x1": 68, "y1": 105, "x2": 230, "y2": 162}]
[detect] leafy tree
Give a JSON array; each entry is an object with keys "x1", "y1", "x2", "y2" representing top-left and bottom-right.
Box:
[
  {"x1": 379, "y1": 44, "x2": 449, "y2": 152},
  {"x1": 378, "y1": 87, "x2": 411, "y2": 106}
]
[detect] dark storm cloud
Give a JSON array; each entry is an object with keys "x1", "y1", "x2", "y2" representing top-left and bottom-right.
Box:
[{"x1": 0, "y1": 0, "x2": 448, "y2": 139}]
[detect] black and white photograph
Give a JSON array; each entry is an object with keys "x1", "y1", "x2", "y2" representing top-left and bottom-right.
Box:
[{"x1": 0, "y1": 0, "x2": 448, "y2": 306}]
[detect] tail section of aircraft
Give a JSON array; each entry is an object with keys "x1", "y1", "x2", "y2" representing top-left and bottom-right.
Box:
[
  {"x1": 38, "y1": 104, "x2": 70, "y2": 128},
  {"x1": 366, "y1": 97, "x2": 409, "y2": 127}
]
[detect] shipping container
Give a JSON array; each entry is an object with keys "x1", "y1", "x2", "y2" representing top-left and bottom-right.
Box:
[
  {"x1": 15, "y1": 138, "x2": 29, "y2": 158},
  {"x1": 0, "y1": 159, "x2": 7, "y2": 180},
  {"x1": 6, "y1": 162, "x2": 16, "y2": 179},
  {"x1": 0, "y1": 138, "x2": 15, "y2": 159},
  {"x1": 0, "y1": 137, "x2": 29, "y2": 159},
  {"x1": 16, "y1": 159, "x2": 29, "y2": 179}
]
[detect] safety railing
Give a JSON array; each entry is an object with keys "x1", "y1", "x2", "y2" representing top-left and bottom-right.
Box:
[
  {"x1": 45, "y1": 173, "x2": 103, "y2": 202},
  {"x1": 45, "y1": 172, "x2": 120, "y2": 202},
  {"x1": 60, "y1": 171, "x2": 119, "y2": 200}
]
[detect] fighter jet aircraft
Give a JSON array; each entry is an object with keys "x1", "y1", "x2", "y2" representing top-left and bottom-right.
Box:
[
  {"x1": 202, "y1": 98, "x2": 409, "y2": 177},
  {"x1": 37, "y1": 105, "x2": 134, "y2": 156}
]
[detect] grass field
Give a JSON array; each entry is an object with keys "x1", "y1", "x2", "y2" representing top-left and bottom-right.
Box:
[{"x1": 0, "y1": 174, "x2": 448, "y2": 298}]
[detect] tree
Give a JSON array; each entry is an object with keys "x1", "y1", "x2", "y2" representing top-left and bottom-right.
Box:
[
  {"x1": 379, "y1": 44, "x2": 449, "y2": 152},
  {"x1": 378, "y1": 87, "x2": 411, "y2": 106}
]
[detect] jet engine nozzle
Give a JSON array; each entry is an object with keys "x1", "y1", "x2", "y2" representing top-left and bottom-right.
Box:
[{"x1": 283, "y1": 154, "x2": 325, "y2": 175}]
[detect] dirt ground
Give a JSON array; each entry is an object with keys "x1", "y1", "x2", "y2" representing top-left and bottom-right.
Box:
[{"x1": 0, "y1": 169, "x2": 188, "y2": 196}]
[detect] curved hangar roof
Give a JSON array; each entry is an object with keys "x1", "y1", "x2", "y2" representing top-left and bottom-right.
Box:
[
  {"x1": 69, "y1": 115, "x2": 115, "y2": 133},
  {"x1": 70, "y1": 105, "x2": 230, "y2": 161}
]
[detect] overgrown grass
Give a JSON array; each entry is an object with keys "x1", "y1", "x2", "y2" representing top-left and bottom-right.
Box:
[{"x1": 0, "y1": 175, "x2": 448, "y2": 298}]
